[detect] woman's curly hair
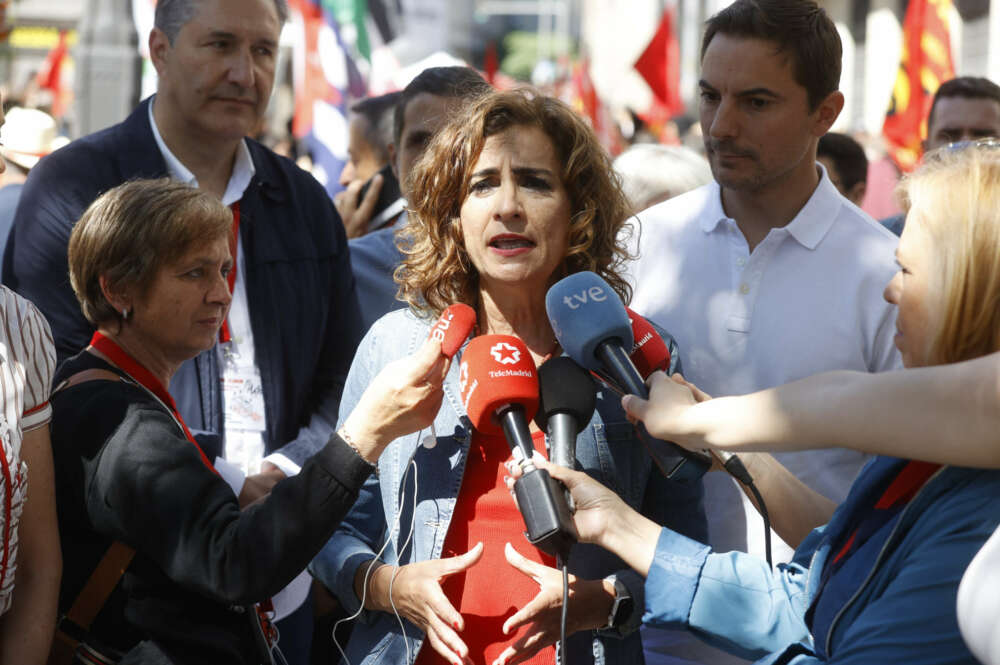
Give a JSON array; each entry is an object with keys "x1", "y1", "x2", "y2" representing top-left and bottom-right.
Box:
[{"x1": 395, "y1": 88, "x2": 634, "y2": 317}]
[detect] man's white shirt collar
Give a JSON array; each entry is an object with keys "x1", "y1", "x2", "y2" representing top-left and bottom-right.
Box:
[
  {"x1": 147, "y1": 96, "x2": 255, "y2": 206},
  {"x1": 700, "y1": 162, "x2": 844, "y2": 251}
]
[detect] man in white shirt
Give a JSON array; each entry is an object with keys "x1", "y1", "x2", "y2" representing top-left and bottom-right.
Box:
[{"x1": 626, "y1": 1, "x2": 901, "y2": 663}]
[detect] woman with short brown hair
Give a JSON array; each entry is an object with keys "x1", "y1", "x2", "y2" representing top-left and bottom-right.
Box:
[{"x1": 51, "y1": 178, "x2": 450, "y2": 664}]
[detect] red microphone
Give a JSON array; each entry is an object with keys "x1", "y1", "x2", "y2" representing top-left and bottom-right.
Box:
[
  {"x1": 459, "y1": 335, "x2": 538, "y2": 443},
  {"x1": 626, "y1": 307, "x2": 671, "y2": 378},
  {"x1": 429, "y1": 303, "x2": 477, "y2": 358},
  {"x1": 460, "y1": 335, "x2": 577, "y2": 558}
]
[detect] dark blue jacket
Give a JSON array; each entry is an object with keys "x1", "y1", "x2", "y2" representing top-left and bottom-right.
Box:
[{"x1": 3, "y1": 98, "x2": 362, "y2": 464}]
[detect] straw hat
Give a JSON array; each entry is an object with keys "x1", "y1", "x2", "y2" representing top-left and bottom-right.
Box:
[{"x1": 1, "y1": 107, "x2": 70, "y2": 170}]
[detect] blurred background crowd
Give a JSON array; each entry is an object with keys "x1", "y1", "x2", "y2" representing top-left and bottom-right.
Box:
[{"x1": 0, "y1": 0, "x2": 997, "y2": 219}]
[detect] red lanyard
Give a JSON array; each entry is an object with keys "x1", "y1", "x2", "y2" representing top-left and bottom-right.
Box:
[
  {"x1": 90, "y1": 331, "x2": 218, "y2": 475},
  {"x1": 219, "y1": 201, "x2": 240, "y2": 344}
]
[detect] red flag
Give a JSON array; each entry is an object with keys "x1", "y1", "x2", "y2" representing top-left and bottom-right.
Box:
[
  {"x1": 36, "y1": 30, "x2": 69, "y2": 117},
  {"x1": 634, "y1": 8, "x2": 684, "y2": 118},
  {"x1": 484, "y1": 41, "x2": 498, "y2": 85},
  {"x1": 882, "y1": 0, "x2": 955, "y2": 171},
  {"x1": 570, "y1": 59, "x2": 623, "y2": 155}
]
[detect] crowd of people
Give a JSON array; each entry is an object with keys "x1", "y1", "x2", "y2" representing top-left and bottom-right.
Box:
[{"x1": 0, "y1": 0, "x2": 998, "y2": 664}]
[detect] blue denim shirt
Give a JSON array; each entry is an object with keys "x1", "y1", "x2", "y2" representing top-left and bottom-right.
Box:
[{"x1": 311, "y1": 308, "x2": 707, "y2": 665}]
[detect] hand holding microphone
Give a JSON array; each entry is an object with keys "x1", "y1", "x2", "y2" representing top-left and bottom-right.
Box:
[
  {"x1": 428, "y1": 303, "x2": 477, "y2": 358},
  {"x1": 339, "y1": 336, "x2": 452, "y2": 462},
  {"x1": 421, "y1": 304, "x2": 478, "y2": 448},
  {"x1": 460, "y1": 335, "x2": 577, "y2": 559},
  {"x1": 545, "y1": 272, "x2": 712, "y2": 480}
]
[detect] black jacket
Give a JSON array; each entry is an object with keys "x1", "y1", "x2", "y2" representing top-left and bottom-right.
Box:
[
  {"x1": 51, "y1": 352, "x2": 374, "y2": 664},
  {"x1": 3, "y1": 97, "x2": 362, "y2": 463}
]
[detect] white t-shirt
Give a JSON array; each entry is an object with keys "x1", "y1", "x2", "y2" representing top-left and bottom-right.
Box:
[
  {"x1": 0, "y1": 286, "x2": 56, "y2": 615},
  {"x1": 958, "y1": 524, "x2": 1000, "y2": 665},
  {"x1": 627, "y1": 168, "x2": 901, "y2": 664}
]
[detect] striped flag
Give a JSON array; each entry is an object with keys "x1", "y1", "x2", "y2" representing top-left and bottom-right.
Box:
[{"x1": 288, "y1": 0, "x2": 365, "y2": 197}]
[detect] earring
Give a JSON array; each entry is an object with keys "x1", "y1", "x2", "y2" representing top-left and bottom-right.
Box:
[{"x1": 121, "y1": 308, "x2": 130, "y2": 321}]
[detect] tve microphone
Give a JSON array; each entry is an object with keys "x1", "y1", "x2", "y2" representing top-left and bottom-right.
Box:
[
  {"x1": 428, "y1": 303, "x2": 477, "y2": 358},
  {"x1": 536, "y1": 357, "x2": 597, "y2": 470},
  {"x1": 460, "y1": 335, "x2": 577, "y2": 558},
  {"x1": 626, "y1": 307, "x2": 671, "y2": 378},
  {"x1": 546, "y1": 272, "x2": 712, "y2": 481}
]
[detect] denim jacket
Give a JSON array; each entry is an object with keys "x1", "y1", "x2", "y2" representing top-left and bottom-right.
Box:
[{"x1": 311, "y1": 308, "x2": 707, "y2": 665}]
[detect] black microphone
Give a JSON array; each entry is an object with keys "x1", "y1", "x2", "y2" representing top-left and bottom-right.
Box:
[
  {"x1": 536, "y1": 357, "x2": 597, "y2": 471},
  {"x1": 545, "y1": 272, "x2": 712, "y2": 481}
]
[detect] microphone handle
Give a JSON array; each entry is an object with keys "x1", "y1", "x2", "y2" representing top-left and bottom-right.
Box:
[
  {"x1": 547, "y1": 412, "x2": 577, "y2": 469},
  {"x1": 546, "y1": 412, "x2": 578, "y2": 513},
  {"x1": 595, "y1": 340, "x2": 712, "y2": 481},
  {"x1": 596, "y1": 341, "x2": 648, "y2": 397},
  {"x1": 498, "y1": 406, "x2": 578, "y2": 559},
  {"x1": 498, "y1": 405, "x2": 536, "y2": 461}
]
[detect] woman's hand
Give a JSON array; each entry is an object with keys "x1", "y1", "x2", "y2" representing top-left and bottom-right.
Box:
[
  {"x1": 340, "y1": 338, "x2": 451, "y2": 461},
  {"x1": 504, "y1": 458, "x2": 660, "y2": 574},
  {"x1": 492, "y1": 544, "x2": 611, "y2": 665},
  {"x1": 363, "y1": 544, "x2": 484, "y2": 665},
  {"x1": 505, "y1": 456, "x2": 632, "y2": 548},
  {"x1": 621, "y1": 371, "x2": 710, "y2": 450}
]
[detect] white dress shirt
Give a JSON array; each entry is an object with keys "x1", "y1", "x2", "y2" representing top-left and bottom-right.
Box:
[{"x1": 628, "y1": 166, "x2": 901, "y2": 664}]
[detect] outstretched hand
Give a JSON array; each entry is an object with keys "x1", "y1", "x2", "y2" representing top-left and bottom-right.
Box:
[
  {"x1": 505, "y1": 456, "x2": 633, "y2": 548},
  {"x1": 505, "y1": 456, "x2": 661, "y2": 577},
  {"x1": 341, "y1": 337, "x2": 450, "y2": 461},
  {"x1": 621, "y1": 371, "x2": 710, "y2": 449}
]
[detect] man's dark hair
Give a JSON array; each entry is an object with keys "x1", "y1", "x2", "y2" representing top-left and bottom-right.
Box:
[
  {"x1": 701, "y1": 0, "x2": 841, "y2": 111},
  {"x1": 818, "y1": 132, "x2": 868, "y2": 190},
  {"x1": 350, "y1": 92, "x2": 401, "y2": 166},
  {"x1": 155, "y1": 0, "x2": 289, "y2": 44},
  {"x1": 393, "y1": 67, "x2": 492, "y2": 145},
  {"x1": 927, "y1": 76, "x2": 1000, "y2": 133}
]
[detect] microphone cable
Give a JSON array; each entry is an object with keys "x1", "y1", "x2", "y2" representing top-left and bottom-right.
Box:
[
  {"x1": 716, "y1": 452, "x2": 772, "y2": 569},
  {"x1": 557, "y1": 554, "x2": 569, "y2": 665}
]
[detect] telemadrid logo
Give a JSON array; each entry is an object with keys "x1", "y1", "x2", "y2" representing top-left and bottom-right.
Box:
[{"x1": 490, "y1": 341, "x2": 521, "y2": 365}]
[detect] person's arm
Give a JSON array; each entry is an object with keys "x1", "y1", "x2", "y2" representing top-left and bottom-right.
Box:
[
  {"x1": 311, "y1": 326, "x2": 482, "y2": 665},
  {"x1": 0, "y1": 426, "x2": 61, "y2": 665},
  {"x1": 91, "y1": 337, "x2": 447, "y2": 605},
  {"x1": 623, "y1": 356, "x2": 1000, "y2": 468},
  {"x1": 668, "y1": 376, "x2": 836, "y2": 547},
  {"x1": 534, "y1": 458, "x2": 815, "y2": 661}
]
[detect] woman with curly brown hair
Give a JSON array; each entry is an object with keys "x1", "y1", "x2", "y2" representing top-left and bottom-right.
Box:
[{"x1": 311, "y1": 89, "x2": 706, "y2": 665}]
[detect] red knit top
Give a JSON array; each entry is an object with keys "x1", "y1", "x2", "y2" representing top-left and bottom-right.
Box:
[{"x1": 414, "y1": 429, "x2": 556, "y2": 665}]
